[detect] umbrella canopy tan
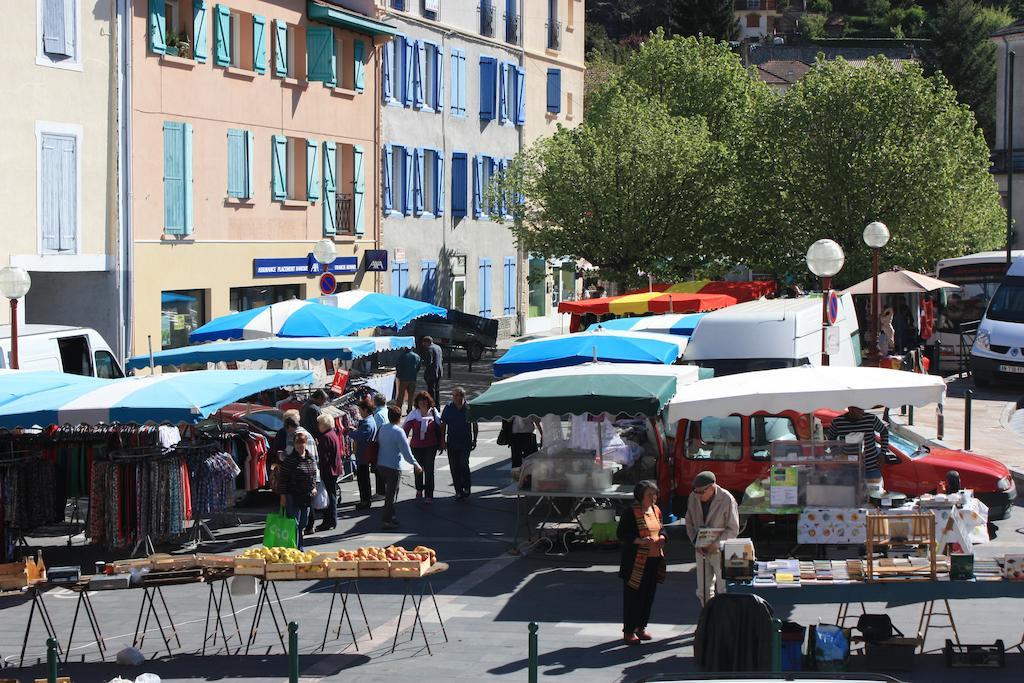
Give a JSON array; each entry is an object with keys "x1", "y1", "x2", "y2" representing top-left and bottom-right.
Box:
[{"x1": 842, "y1": 268, "x2": 961, "y2": 295}]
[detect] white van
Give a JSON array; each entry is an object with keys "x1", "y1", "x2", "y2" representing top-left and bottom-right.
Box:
[
  {"x1": 971, "y1": 259, "x2": 1024, "y2": 385},
  {"x1": 682, "y1": 294, "x2": 861, "y2": 376},
  {"x1": 0, "y1": 325, "x2": 124, "y2": 378}
]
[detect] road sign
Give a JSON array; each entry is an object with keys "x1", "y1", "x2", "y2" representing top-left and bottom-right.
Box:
[
  {"x1": 319, "y1": 272, "x2": 337, "y2": 296},
  {"x1": 826, "y1": 290, "x2": 840, "y2": 326}
]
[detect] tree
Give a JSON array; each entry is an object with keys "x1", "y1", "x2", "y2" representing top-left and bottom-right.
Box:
[
  {"x1": 500, "y1": 90, "x2": 732, "y2": 284},
  {"x1": 803, "y1": 13, "x2": 828, "y2": 39},
  {"x1": 807, "y1": 0, "x2": 833, "y2": 13},
  {"x1": 740, "y1": 57, "x2": 1005, "y2": 286},
  {"x1": 671, "y1": 0, "x2": 741, "y2": 41}
]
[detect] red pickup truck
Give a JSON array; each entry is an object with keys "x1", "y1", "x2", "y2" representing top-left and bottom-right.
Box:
[{"x1": 658, "y1": 411, "x2": 1016, "y2": 521}]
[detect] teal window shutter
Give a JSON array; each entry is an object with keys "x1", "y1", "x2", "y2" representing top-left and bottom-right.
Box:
[
  {"x1": 213, "y1": 4, "x2": 231, "y2": 67},
  {"x1": 459, "y1": 51, "x2": 467, "y2": 114},
  {"x1": 192, "y1": 1, "x2": 208, "y2": 63},
  {"x1": 354, "y1": 39, "x2": 366, "y2": 92},
  {"x1": 547, "y1": 68, "x2": 561, "y2": 113},
  {"x1": 382, "y1": 144, "x2": 393, "y2": 214},
  {"x1": 479, "y1": 258, "x2": 492, "y2": 317},
  {"x1": 451, "y1": 152, "x2": 467, "y2": 218},
  {"x1": 472, "y1": 155, "x2": 483, "y2": 218},
  {"x1": 403, "y1": 147, "x2": 413, "y2": 215},
  {"x1": 434, "y1": 149, "x2": 444, "y2": 217},
  {"x1": 183, "y1": 123, "x2": 193, "y2": 234},
  {"x1": 322, "y1": 141, "x2": 337, "y2": 235},
  {"x1": 479, "y1": 56, "x2": 496, "y2": 120},
  {"x1": 450, "y1": 49, "x2": 459, "y2": 114},
  {"x1": 381, "y1": 38, "x2": 392, "y2": 101},
  {"x1": 227, "y1": 129, "x2": 246, "y2": 198},
  {"x1": 413, "y1": 41, "x2": 426, "y2": 108},
  {"x1": 274, "y1": 20, "x2": 288, "y2": 77},
  {"x1": 515, "y1": 66, "x2": 526, "y2": 125},
  {"x1": 163, "y1": 122, "x2": 184, "y2": 234},
  {"x1": 403, "y1": 37, "x2": 414, "y2": 106},
  {"x1": 271, "y1": 135, "x2": 287, "y2": 201},
  {"x1": 252, "y1": 15, "x2": 267, "y2": 74},
  {"x1": 245, "y1": 131, "x2": 255, "y2": 198},
  {"x1": 353, "y1": 145, "x2": 365, "y2": 234},
  {"x1": 412, "y1": 148, "x2": 424, "y2": 215},
  {"x1": 498, "y1": 62, "x2": 508, "y2": 123},
  {"x1": 306, "y1": 139, "x2": 320, "y2": 202},
  {"x1": 504, "y1": 257, "x2": 517, "y2": 315},
  {"x1": 306, "y1": 27, "x2": 335, "y2": 84},
  {"x1": 148, "y1": 0, "x2": 166, "y2": 54}
]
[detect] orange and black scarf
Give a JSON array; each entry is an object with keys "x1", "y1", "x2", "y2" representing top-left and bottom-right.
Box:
[{"x1": 627, "y1": 504, "x2": 667, "y2": 589}]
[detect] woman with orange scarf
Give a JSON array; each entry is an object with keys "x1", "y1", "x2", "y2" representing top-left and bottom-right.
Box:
[{"x1": 617, "y1": 480, "x2": 668, "y2": 644}]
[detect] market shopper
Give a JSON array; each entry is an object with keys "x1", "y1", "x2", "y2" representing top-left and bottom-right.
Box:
[
  {"x1": 395, "y1": 348, "x2": 422, "y2": 413},
  {"x1": 504, "y1": 416, "x2": 543, "y2": 477},
  {"x1": 301, "y1": 390, "x2": 329, "y2": 436},
  {"x1": 315, "y1": 413, "x2": 344, "y2": 531},
  {"x1": 440, "y1": 387, "x2": 478, "y2": 500},
  {"x1": 277, "y1": 431, "x2": 317, "y2": 551},
  {"x1": 377, "y1": 404, "x2": 423, "y2": 530},
  {"x1": 371, "y1": 393, "x2": 389, "y2": 499},
  {"x1": 617, "y1": 480, "x2": 668, "y2": 644},
  {"x1": 403, "y1": 391, "x2": 443, "y2": 502},
  {"x1": 825, "y1": 406, "x2": 889, "y2": 485},
  {"x1": 685, "y1": 471, "x2": 739, "y2": 606},
  {"x1": 420, "y1": 336, "x2": 444, "y2": 404},
  {"x1": 350, "y1": 400, "x2": 379, "y2": 510}
]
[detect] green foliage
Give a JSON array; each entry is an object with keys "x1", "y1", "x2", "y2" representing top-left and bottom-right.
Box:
[
  {"x1": 808, "y1": 0, "x2": 834, "y2": 13},
  {"x1": 884, "y1": 4, "x2": 927, "y2": 36},
  {"x1": 804, "y1": 14, "x2": 828, "y2": 39},
  {"x1": 866, "y1": 0, "x2": 892, "y2": 18},
  {"x1": 672, "y1": 0, "x2": 741, "y2": 41}
]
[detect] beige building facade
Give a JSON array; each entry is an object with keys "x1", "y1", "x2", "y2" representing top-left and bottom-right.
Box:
[{"x1": 130, "y1": 0, "x2": 394, "y2": 353}]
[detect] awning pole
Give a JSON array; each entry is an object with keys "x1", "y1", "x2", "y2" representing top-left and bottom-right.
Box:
[{"x1": 148, "y1": 335, "x2": 154, "y2": 373}]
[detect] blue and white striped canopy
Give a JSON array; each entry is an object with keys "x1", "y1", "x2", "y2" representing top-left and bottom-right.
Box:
[
  {"x1": 318, "y1": 291, "x2": 446, "y2": 328},
  {"x1": 586, "y1": 312, "x2": 707, "y2": 337},
  {"x1": 189, "y1": 299, "x2": 390, "y2": 343},
  {"x1": 0, "y1": 369, "x2": 314, "y2": 428},
  {"x1": 126, "y1": 336, "x2": 416, "y2": 371},
  {"x1": 493, "y1": 330, "x2": 688, "y2": 378},
  {"x1": 0, "y1": 370, "x2": 106, "y2": 407}
]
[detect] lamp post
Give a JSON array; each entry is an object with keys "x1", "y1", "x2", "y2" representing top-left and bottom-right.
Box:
[
  {"x1": 863, "y1": 221, "x2": 890, "y2": 367},
  {"x1": 806, "y1": 239, "x2": 845, "y2": 366},
  {"x1": 312, "y1": 239, "x2": 337, "y2": 271},
  {"x1": 0, "y1": 267, "x2": 32, "y2": 370}
]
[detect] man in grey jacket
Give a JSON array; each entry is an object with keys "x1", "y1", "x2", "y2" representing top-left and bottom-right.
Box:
[{"x1": 685, "y1": 471, "x2": 739, "y2": 606}]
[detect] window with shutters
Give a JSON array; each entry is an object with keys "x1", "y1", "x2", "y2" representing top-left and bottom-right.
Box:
[
  {"x1": 387, "y1": 144, "x2": 406, "y2": 215},
  {"x1": 450, "y1": 48, "x2": 466, "y2": 116},
  {"x1": 37, "y1": 128, "x2": 80, "y2": 254},
  {"x1": 271, "y1": 136, "x2": 311, "y2": 203},
  {"x1": 421, "y1": 150, "x2": 436, "y2": 217},
  {"x1": 423, "y1": 44, "x2": 437, "y2": 111},
  {"x1": 502, "y1": 63, "x2": 516, "y2": 125},
  {"x1": 226, "y1": 128, "x2": 253, "y2": 199},
  {"x1": 546, "y1": 68, "x2": 561, "y2": 114},
  {"x1": 332, "y1": 141, "x2": 360, "y2": 235},
  {"x1": 480, "y1": 155, "x2": 494, "y2": 216},
  {"x1": 162, "y1": 120, "x2": 193, "y2": 235},
  {"x1": 37, "y1": 0, "x2": 80, "y2": 68},
  {"x1": 451, "y1": 151, "x2": 468, "y2": 218},
  {"x1": 273, "y1": 21, "x2": 306, "y2": 80}
]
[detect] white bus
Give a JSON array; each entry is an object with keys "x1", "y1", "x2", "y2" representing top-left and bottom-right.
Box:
[{"x1": 929, "y1": 250, "x2": 1024, "y2": 374}]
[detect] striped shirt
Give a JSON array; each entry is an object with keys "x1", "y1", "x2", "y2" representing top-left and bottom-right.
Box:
[{"x1": 825, "y1": 413, "x2": 888, "y2": 472}]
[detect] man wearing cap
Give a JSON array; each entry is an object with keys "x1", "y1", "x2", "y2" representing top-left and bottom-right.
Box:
[{"x1": 685, "y1": 471, "x2": 739, "y2": 606}]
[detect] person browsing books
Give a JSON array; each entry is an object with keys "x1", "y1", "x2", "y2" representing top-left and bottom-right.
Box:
[{"x1": 685, "y1": 471, "x2": 739, "y2": 606}]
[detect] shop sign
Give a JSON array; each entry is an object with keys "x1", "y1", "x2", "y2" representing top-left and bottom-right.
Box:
[
  {"x1": 307, "y1": 253, "x2": 358, "y2": 275},
  {"x1": 253, "y1": 255, "x2": 358, "y2": 278},
  {"x1": 364, "y1": 250, "x2": 388, "y2": 272}
]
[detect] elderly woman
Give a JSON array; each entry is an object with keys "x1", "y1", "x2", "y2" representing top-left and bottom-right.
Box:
[
  {"x1": 277, "y1": 430, "x2": 318, "y2": 551},
  {"x1": 617, "y1": 480, "x2": 668, "y2": 644},
  {"x1": 315, "y1": 413, "x2": 344, "y2": 531},
  {"x1": 403, "y1": 391, "x2": 443, "y2": 503}
]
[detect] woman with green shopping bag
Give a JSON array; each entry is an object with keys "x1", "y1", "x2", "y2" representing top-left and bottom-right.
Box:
[{"x1": 277, "y1": 431, "x2": 318, "y2": 550}]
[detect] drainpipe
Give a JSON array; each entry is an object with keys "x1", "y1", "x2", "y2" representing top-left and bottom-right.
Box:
[
  {"x1": 1004, "y1": 37, "x2": 1016, "y2": 262},
  {"x1": 117, "y1": 0, "x2": 134, "y2": 362}
]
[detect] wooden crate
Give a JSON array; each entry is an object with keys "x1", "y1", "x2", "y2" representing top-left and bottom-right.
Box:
[
  {"x1": 150, "y1": 555, "x2": 197, "y2": 571},
  {"x1": 233, "y1": 557, "x2": 266, "y2": 576},
  {"x1": 265, "y1": 563, "x2": 297, "y2": 580},
  {"x1": 389, "y1": 557, "x2": 430, "y2": 578},
  {"x1": 294, "y1": 562, "x2": 328, "y2": 580},
  {"x1": 357, "y1": 560, "x2": 390, "y2": 578},
  {"x1": 108, "y1": 558, "x2": 152, "y2": 574},
  {"x1": 0, "y1": 556, "x2": 45, "y2": 590},
  {"x1": 325, "y1": 560, "x2": 359, "y2": 578},
  {"x1": 195, "y1": 554, "x2": 235, "y2": 569},
  {"x1": 866, "y1": 513, "x2": 936, "y2": 582}
]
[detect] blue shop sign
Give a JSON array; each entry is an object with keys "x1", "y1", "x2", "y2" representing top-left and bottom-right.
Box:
[{"x1": 253, "y1": 254, "x2": 359, "y2": 278}]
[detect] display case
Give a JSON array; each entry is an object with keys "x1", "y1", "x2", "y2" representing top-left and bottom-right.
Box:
[{"x1": 769, "y1": 440, "x2": 866, "y2": 510}]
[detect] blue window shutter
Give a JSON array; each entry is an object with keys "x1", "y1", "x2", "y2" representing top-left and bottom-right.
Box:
[
  {"x1": 148, "y1": 0, "x2": 166, "y2": 54},
  {"x1": 515, "y1": 66, "x2": 526, "y2": 125},
  {"x1": 413, "y1": 148, "x2": 425, "y2": 215},
  {"x1": 381, "y1": 38, "x2": 392, "y2": 101},
  {"x1": 403, "y1": 36, "x2": 414, "y2": 106},
  {"x1": 504, "y1": 257, "x2": 517, "y2": 315},
  {"x1": 192, "y1": 1, "x2": 208, "y2": 62},
  {"x1": 322, "y1": 141, "x2": 337, "y2": 235},
  {"x1": 245, "y1": 130, "x2": 255, "y2": 198},
  {"x1": 472, "y1": 155, "x2": 483, "y2": 218},
  {"x1": 459, "y1": 52, "x2": 467, "y2": 114},
  {"x1": 163, "y1": 122, "x2": 183, "y2": 234},
  {"x1": 382, "y1": 144, "x2": 393, "y2": 214},
  {"x1": 274, "y1": 20, "x2": 288, "y2": 77},
  {"x1": 306, "y1": 27, "x2": 335, "y2": 84},
  {"x1": 479, "y1": 56, "x2": 496, "y2": 120},
  {"x1": 391, "y1": 260, "x2": 409, "y2": 297},
  {"x1": 495, "y1": 158, "x2": 505, "y2": 217},
  {"x1": 252, "y1": 15, "x2": 267, "y2": 74},
  {"x1": 421, "y1": 260, "x2": 437, "y2": 303},
  {"x1": 353, "y1": 144, "x2": 365, "y2": 234},
  {"x1": 547, "y1": 68, "x2": 561, "y2": 113},
  {"x1": 413, "y1": 41, "x2": 425, "y2": 108},
  {"x1": 479, "y1": 258, "x2": 492, "y2": 317},
  {"x1": 183, "y1": 123, "x2": 194, "y2": 234},
  {"x1": 434, "y1": 150, "x2": 444, "y2": 217},
  {"x1": 433, "y1": 44, "x2": 443, "y2": 111},
  {"x1": 306, "y1": 139, "x2": 320, "y2": 201},
  {"x1": 271, "y1": 135, "x2": 287, "y2": 201},
  {"x1": 227, "y1": 129, "x2": 246, "y2": 198},
  {"x1": 451, "y1": 152, "x2": 467, "y2": 218},
  {"x1": 403, "y1": 147, "x2": 413, "y2": 215},
  {"x1": 450, "y1": 50, "x2": 460, "y2": 114},
  {"x1": 354, "y1": 39, "x2": 366, "y2": 92},
  {"x1": 213, "y1": 4, "x2": 230, "y2": 67}
]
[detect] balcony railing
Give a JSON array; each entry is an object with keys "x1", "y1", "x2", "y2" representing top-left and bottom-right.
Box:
[
  {"x1": 546, "y1": 20, "x2": 561, "y2": 51},
  {"x1": 505, "y1": 14, "x2": 520, "y2": 45},
  {"x1": 480, "y1": 3, "x2": 496, "y2": 38},
  {"x1": 336, "y1": 193, "x2": 354, "y2": 235}
]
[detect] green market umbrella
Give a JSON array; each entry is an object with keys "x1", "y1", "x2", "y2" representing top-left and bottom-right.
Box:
[{"x1": 469, "y1": 363, "x2": 700, "y2": 421}]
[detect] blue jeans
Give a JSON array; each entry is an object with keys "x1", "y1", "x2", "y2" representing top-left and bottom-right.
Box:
[{"x1": 285, "y1": 496, "x2": 310, "y2": 550}]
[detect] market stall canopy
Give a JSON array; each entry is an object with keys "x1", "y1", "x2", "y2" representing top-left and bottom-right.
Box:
[
  {"x1": 470, "y1": 363, "x2": 701, "y2": 420},
  {"x1": 665, "y1": 365, "x2": 945, "y2": 423},
  {"x1": 586, "y1": 313, "x2": 707, "y2": 336},
  {"x1": 189, "y1": 299, "x2": 390, "y2": 343},
  {"x1": 0, "y1": 369, "x2": 314, "y2": 428},
  {"x1": 0, "y1": 370, "x2": 106, "y2": 407},
  {"x1": 317, "y1": 291, "x2": 446, "y2": 328},
  {"x1": 842, "y1": 268, "x2": 961, "y2": 295},
  {"x1": 492, "y1": 330, "x2": 688, "y2": 378},
  {"x1": 125, "y1": 336, "x2": 415, "y2": 371},
  {"x1": 558, "y1": 281, "x2": 774, "y2": 316}
]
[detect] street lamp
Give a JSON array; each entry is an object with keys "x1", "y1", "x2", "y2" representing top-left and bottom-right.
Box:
[
  {"x1": 0, "y1": 267, "x2": 32, "y2": 370},
  {"x1": 863, "y1": 221, "x2": 890, "y2": 367},
  {"x1": 806, "y1": 239, "x2": 845, "y2": 366},
  {"x1": 312, "y1": 239, "x2": 337, "y2": 269}
]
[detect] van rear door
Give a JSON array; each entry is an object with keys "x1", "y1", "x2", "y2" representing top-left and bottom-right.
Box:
[{"x1": 57, "y1": 336, "x2": 93, "y2": 376}]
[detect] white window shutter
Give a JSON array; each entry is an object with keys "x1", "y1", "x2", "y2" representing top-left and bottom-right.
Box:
[{"x1": 42, "y1": 0, "x2": 74, "y2": 58}]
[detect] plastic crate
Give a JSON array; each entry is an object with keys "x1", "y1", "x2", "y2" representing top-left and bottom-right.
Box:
[
  {"x1": 944, "y1": 640, "x2": 1005, "y2": 668},
  {"x1": 865, "y1": 638, "x2": 920, "y2": 671}
]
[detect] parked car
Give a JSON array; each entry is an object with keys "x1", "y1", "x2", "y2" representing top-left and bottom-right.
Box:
[
  {"x1": 403, "y1": 310, "x2": 499, "y2": 361},
  {"x1": 0, "y1": 324, "x2": 124, "y2": 378},
  {"x1": 200, "y1": 402, "x2": 284, "y2": 439}
]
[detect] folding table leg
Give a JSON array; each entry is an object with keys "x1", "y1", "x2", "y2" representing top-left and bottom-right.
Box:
[
  {"x1": 64, "y1": 592, "x2": 84, "y2": 663},
  {"x1": 83, "y1": 592, "x2": 107, "y2": 661},
  {"x1": 322, "y1": 580, "x2": 339, "y2": 651},
  {"x1": 426, "y1": 580, "x2": 448, "y2": 642},
  {"x1": 19, "y1": 592, "x2": 39, "y2": 667},
  {"x1": 156, "y1": 587, "x2": 183, "y2": 649},
  {"x1": 408, "y1": 581, "x2": 432, "y2": 655},
  {"x1": 353, "y1": 580, "x2": 372, "y2": 639},
  {"x1": 221, "y1": 580, "x2": 243, "y2": 648},
  {"x1": 245, "y1": 581, "x2": 268, "y2": 655},
  {"x1": 266, "y1": 582, "x2": 288, "y2": 653},
  {"x1": 391, "y1": 586, "x2": 409, "y2": 654}
]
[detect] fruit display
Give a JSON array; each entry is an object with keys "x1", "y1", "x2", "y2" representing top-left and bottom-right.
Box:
[
  {"x1": 238, "y1": 547, "x2": 322, "y2": 564},
  {"x1": 335, "y1": 545, "x2": 437, "y2": 565}
]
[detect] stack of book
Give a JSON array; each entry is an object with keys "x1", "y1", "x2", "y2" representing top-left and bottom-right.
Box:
[{"x1": 974, "y1": 558, "x2": 1003, "y2": 581}]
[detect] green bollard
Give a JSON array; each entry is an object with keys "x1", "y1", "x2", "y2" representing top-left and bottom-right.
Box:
[
  {"x1": 528, "y1": 622, "x2": 539, "y2": 683},
  {"x1": 770, "y1": 618, "x2": 782, "y2": 672},
  {"x1": 288, "y1": 622, "x2": 299, "y2": 683},
  {"x1": 46, "y1": 637, "x2": 58, "y2": 683}
]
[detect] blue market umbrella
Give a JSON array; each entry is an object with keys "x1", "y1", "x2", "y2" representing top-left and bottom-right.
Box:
[
  {"x1": 0, "y1": 370, "x2": 106, "y2": 407},
  {"x1": 586, "y1": 313, "x2": 707, "y2": 336},
  {"x1": 189, "y1": 299, "x2": 390, "y2": 343},
  {"x1": 493, "y1": 330, "x2": 687, "y2": 378},
  {"x1": 318, "y1": 290, "x2": 446, "y2": 328}
]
